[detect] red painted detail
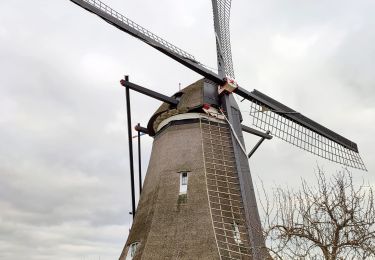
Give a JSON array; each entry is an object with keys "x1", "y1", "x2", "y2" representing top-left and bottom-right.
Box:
[
  {"x1": 203, "y1": 103, "x2": 211, "y2": 110},
  {"x1": 120, "y1": 79, "x2": 126, "y2": 86}
]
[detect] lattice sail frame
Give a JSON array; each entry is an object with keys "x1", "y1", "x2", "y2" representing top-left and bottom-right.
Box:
[
  {"x1": 73, "y1": 0, "x2": 197, "y2": 62},
  {"x1": 211, "y1": 0, "x2": 235, "y2": 79},
  {"x1": 247, "y1": 99, "x2": 367, "y2": 171}
]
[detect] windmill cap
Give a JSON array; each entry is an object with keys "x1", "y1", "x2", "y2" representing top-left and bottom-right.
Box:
[{"x1": 147, "y1": 78, "x2": 216, "y2": 136}]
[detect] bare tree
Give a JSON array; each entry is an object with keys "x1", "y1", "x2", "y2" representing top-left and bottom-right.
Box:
[{"x1": 259, "y1": 168, "x2": 375, "y2": 260}]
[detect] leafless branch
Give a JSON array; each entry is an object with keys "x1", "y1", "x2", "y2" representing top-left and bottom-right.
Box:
[{"x1": 260, "y1": 168, "x2": 375, "y2": 260}]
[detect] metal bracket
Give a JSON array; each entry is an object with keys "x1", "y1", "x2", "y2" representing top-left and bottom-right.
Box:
[
  {"x1": 218, "y1": 78, "x2": 238, "y2": 95},
  {"x1": 247, "y1": 130, "x2": 271, "y2": 158},
  {"x1": 134, "y1": 124, "x2": 149, "y2": 135}
]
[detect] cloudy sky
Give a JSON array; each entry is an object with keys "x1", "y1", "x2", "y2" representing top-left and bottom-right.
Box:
[{"x1": 0, "y1": 0, "x2": 374, "y2": 259}]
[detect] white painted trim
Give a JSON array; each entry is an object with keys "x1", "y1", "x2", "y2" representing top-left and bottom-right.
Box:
[{"x1": 156, "y1": 113, "x2": 224, "y2": 133}]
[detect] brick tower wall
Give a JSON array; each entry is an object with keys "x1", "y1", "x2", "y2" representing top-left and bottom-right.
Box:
[
  {"x1": 120, "y1": 117, "x2": 254, "y2": 259},
  {"x1": 120, "y1": 120, "x2": 221, "y2": 259}
]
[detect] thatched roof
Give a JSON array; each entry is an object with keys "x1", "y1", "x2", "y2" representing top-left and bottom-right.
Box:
[{"x1": 147, "y1": 79, "x2": 206, "y2": 135}]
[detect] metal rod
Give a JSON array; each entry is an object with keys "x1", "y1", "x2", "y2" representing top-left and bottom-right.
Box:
[
  {"x1": 120, "y1": 80, "x2": 179, "y2": 106},
  {"x1": 241, "y1": 124, "x2": 272, "y2": 139},
  {"x1": 248, "y1": 131, "x2": 270, "y2": 158},
  {"x1": 136, "y1": 123, "x2": 142, "y2": 195},
  {"x1": 124, "y1": 75, "x2": 136, "y2": 218},
  {"x1": 134, "y1": 124, "x2": 149, "y2": 135}
]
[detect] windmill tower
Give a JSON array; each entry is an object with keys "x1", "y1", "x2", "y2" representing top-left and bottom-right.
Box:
[{"x1": 68, "y1": 0, "x2": 367, "y2": 259}]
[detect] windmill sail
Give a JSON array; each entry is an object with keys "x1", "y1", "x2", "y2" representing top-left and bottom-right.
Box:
[
  {"x1": 211, "y1": 0, "x2": 235, "y2": 79},
  {"x1": 73, "y1": 0, "x2": 194, "y2": 60},
  {"x1": 70, "y1": 0, "x2": 223, "y2": 84},
  {"x1": 235, "y1": 87, "x2": 367, "y2": 171}
]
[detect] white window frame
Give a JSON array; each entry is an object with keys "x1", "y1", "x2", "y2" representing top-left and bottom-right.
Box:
[
  {"x1": 179, "y1": 172, "x2": 188, "y2": 194},
  {"x1": 126, "y1": 242, "x2": 139, "y2": 260}
]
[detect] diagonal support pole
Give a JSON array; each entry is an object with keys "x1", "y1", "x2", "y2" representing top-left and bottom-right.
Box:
[
  {"x1": 242, "y1": 125, "x2": 273, "y2": 139},
  {"x1": 248, "y1": 130, "x2": 271, "y2": 158}
]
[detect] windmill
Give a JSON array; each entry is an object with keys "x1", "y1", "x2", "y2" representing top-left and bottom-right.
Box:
[{"x1": 68, "y1": 0, "x2": 367, "y2": 259}]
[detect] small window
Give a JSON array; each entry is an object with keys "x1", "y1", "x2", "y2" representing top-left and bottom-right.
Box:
[
  {"x1": 126, "y1": 242, "x2": 139, "y2": 260},
  {"x1": 233, "y1": 222, "x2": 241, "y2": 245},
  {"x1": 179, "y1": 172, "x2": 188, "y2": 194}
]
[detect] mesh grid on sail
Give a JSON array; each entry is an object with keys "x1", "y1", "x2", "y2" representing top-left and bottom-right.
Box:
[
  {"x1": 247, "y1": 99, "x2": 367, "y2": 171},
  {"x1": 212, "y1": 0, "x2": 235, "y2": 79},
  {"x1": 77, "y1": 0, "x2": 197, "y2": 62}
]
